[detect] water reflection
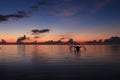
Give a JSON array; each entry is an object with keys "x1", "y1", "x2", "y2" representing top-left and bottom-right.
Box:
[
  {"x1": 110, "y1": 45, "x2": 120, "y2": 60},
  {"x1": 17, "y1": 45, "x2": 26, "y2": 56},
  {"x1": 0, "y1": 45, "x2": 120, "y2": 80},
  {"x1": 31, "y1": 45, "x2": 40, "y2": 63},
  {"x1": 0, "y1": 45, "x2": 119, "y2": 65},
  {"x1": 111, "y1": 45, "x2": 120, "y2": 54}
]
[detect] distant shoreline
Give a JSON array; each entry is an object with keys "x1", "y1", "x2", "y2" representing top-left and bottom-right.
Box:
[
  {"x1": 0, "y1": 36, "x2": 120, "y2": 45},
  {"x1": 0, "y1": 43, "x2": 119, "y2": 45}
]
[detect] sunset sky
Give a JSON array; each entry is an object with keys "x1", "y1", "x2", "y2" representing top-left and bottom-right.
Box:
[{"x1": 0, "y1": 0, "x2": 120, "y2": 42}]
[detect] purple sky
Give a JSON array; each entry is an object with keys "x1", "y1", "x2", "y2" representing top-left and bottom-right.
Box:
[{"x1": 0, "y1": 0, "x2": 120, "y2": 42}]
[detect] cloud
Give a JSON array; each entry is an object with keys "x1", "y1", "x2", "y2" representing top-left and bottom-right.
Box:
[
  {"x1": 91, "y1": 0, "x2": 111, "y2": 13},
  {"x1": 49, "y1": 5, "x2": 84, "y2": 16},
  {"x1": 34, "y1": 36, "x2": 40, "y2": 38},
  {"x1": 49, "y1": 1, "x2": 85, "y2": 16},
  {"x1": 29, "y1": 0, "x2": 85, "y2": 16},
  {"x1": 6, "y1": 14, "x2": 27, "y2": 19},
  {"x1": 17, "y1": 11, "x2": 28, "y2": 15},
  {"x1": 0, "y1": 1, "x2": 49, "y2": 23},
  {"x1": 0, "y1": 0, "x2": 113, "y2": 23},
  {"x1": 30, "y1": 5, "x2": 39, "y2": 11},
  {"x1": 37, "y1": 1, "x2": 48, "y2": 6},
  {"x1": 39, "y1": 29, "x2": 50, "y2": 33},
  {"x1": 31, "y1": 29, "x2": 39, "y2": 35},
  {"x1": 16, "y1": 35, "x2": 28, "y2": 43},
  {"x1": 0, "y1": 1, "x2": 49, "y2": 22},
  {"x1": 47, "y1": 0, "x2": 112, "y2": 16},
  {"x1": 31, "y1": 29, "x2": 50, "y2": 35},
  {"x1": 60, "y1": 38, "x2": 65, "y2": 40},
  {"x1": 63, "y1": 0, "x2": 74, "y2": 2},
  {"x1": 0, "y1": 11, "x2": 28, "y2": 22},
  {"x1": 30, "y1": 1, "x2": 48, "y2": 12},
  {"x1": 27, "y1": 0, "x2": 113, "y2": 17},
  {"x1": 0, "y1": 15, "x2": 8, "y2": 21}
]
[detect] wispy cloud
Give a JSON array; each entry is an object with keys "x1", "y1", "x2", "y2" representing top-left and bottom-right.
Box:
[
  {"x1": 0, "y1": 0, "x2": 113, "y2": 23},
  {"x1": 28, "y1": 0, "x2": 85, "y2": 16},
  {"x1": 49, "y1": 5, "x2": 84, "y2": 16},
  {"x1": 51, "y1": 0, "x2": 84, "y2": 16},
  {"x1": 29, "y1": 0, "x2": 112, "y2": 16},
  {"x1": 30, "y1": 1, "x2": 49, "y2": 12},
  {"x1": 91, "y1": 0, "x2": 111, "y2": 13}
]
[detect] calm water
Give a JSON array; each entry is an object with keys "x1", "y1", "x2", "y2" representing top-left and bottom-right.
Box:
[{"x1": 0, "y1": 45, "x2": 120, "y2": 80}]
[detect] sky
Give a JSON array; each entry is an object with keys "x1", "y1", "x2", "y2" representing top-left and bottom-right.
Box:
[{"x1": 0, "y1": 0, "x2": 120, "y2": 42}]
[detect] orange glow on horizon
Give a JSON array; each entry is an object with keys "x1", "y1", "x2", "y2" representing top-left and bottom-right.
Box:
[{"x1": 0, "y1": 32, "x2": 114, "y2": 43}]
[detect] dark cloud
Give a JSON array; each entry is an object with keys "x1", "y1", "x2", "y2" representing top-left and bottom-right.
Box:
[
  {"x1": 17, "y1": 11, "x2": 28, "y2": 15},
  {"x1": 49, "y1": 5, "x2": 84, "y2": 16},
  {"x1": 60, "y1": 38, "x2": 65, "y2": 40},
  {"x1": 63, "y1": 0, "x2": 72, "y2": 2},
  {"x1": 0, "y1": 15, "x2": 8, "y2": 21},
  {"x1": 16, "y1": 35, "x2": 28, "y2": 43},
  {"x1": 49, "y1": 0, "x2": 111, "y2": 16},
  {"x1": 31, "y1": 29, "x2": 50, "y2": 35},
  {"x1": 30, "y1": 0, "x2": 112, "y2": 16},
  {"x1": 34, "y1": 36, "x2": 40, "y2": 38},
  {"x1": 39, "y1": 29, "x2": 50, "y2": 33},
  {"x1": 30, "y1": 1, "x2": 48, "y2": 11},
  {"x1": 0, "y1": 1, "x2": 48, "y2": 23},
  {"x1": 0, "y1": 12, "x2": 28, "y2": 22},
  {"x1": 29, "y1": 0, "x2": 114, "y2": 17},
  {"x1": 37, "y1": 1, "x2": 48, "y2": 6},
  {"x1": 31, "y1": 29, "x2": 39, "y2": 35},
  {"x1": 28, "y1": 0, "x2": 84, "y2": 16},
  {"x1": 0, "y1": 0, "x2": 113, "y2": 23},
  {"x1": 6, "y1": 14, "x2": 27, "y2": 19},
  {"x1": 30, "y1": 5, "x2": 39, "y2": 10}
]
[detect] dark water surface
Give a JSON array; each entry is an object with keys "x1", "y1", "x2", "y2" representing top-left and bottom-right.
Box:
[{"x1": 0, "y1": 45, "x2": 120, "y2": 80}]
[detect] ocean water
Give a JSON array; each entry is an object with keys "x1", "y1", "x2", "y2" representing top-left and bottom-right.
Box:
[{"x1": 0, "y1": 45, "x2": 120, "y2": 80}]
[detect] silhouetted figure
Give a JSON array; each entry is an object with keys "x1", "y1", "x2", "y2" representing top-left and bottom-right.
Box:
[
  {"x1": 70, "y1": 45, "x2": 86, "y2": 54},
  {"x1": 74, "y1": 46, "x2": 81, "y2": 53}
]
